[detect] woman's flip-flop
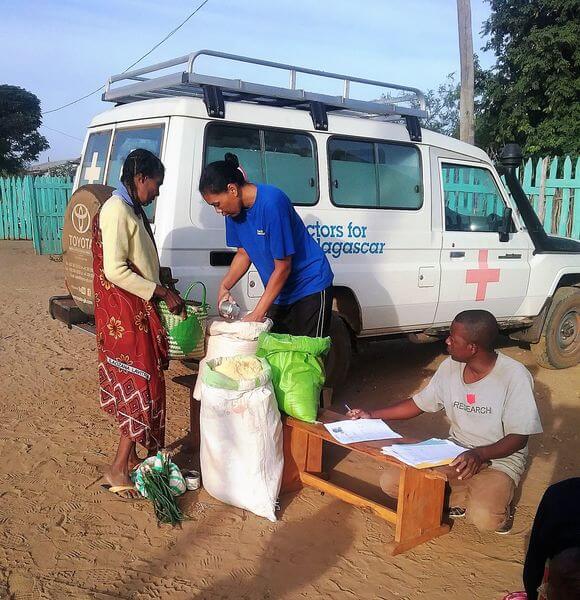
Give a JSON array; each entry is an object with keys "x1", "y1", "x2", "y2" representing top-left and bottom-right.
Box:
[{"x1": 100, "y1": 484, "x2": 142, "y2": 501}]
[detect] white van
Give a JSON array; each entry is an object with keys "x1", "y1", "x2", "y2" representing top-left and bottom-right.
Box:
[{"x1": 52, "y1": 50, "x2": 580, "y2": 383}]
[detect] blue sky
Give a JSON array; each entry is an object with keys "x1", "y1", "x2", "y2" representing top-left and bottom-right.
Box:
[{"x1": 1, "y1": 0, "x2": 495, "y2": 162}]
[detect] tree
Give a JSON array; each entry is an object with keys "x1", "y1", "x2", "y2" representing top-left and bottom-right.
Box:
[
  {"x1": 0, "y1": 85, "x2": 49, "y2": 175},
  {"x1": 479, "y1": 0, "x2": 580, "y2": 157},
  {"x1": 407, "y1": 56, "x2": 489, "y2": 141}
]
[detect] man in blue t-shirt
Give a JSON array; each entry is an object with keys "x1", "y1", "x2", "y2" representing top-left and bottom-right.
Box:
[{"x1": 199, "y1": 156, "x2": 334, "y2": 337}]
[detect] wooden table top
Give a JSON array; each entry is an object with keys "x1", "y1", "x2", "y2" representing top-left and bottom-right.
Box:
[{"x1": 284, "y1": 409, "x2": 448, "y2": 480}]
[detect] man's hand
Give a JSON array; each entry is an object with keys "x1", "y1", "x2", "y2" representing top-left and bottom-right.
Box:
[
  {"x1": 241, "y1": 310, "x2": 266, "y2": 323},
  {"x1": 450, "y1": 449, "x2": 484, "y2": 480},
  {"x1": 347, "y1": 408, "x2": 372, "y2": 420}
]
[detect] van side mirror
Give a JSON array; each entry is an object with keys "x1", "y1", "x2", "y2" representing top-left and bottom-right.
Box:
[{"x1": 499, "y1": 207, "x2": 513, "y2": 242}]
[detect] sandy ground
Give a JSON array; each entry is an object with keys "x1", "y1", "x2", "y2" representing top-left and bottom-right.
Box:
[{"x1": 0, "y1": 239, "x2": 579, "y2": 600}]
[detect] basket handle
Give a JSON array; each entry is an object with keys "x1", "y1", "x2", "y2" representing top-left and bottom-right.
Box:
[{"x1": 183, "y1": 281, "x2": 207, "y2": 306}]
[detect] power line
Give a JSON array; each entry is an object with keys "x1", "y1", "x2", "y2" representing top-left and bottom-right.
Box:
[
  {"x1": 42, "y1": 0, "x2": 211, "y2": 115},
  {"x1": 123, "y1": 0, "x2": 210, "y2": 72},
  {"x1": 40, "y1": 124, "x2": 84, "y2": 142}
]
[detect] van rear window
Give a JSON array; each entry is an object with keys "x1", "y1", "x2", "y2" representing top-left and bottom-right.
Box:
[
  {"x1": 106, "y1": 126, "x2": 164, "y2": 188},
  {"x1": 79, "y1": 131, "x2": 111, "y2": 186},
  {"x1": 205, "y1": 124, "x2": 318, "y2": 206},
  {"x1": 105, "y1": 125, "x2": 164, "y2": 222}
]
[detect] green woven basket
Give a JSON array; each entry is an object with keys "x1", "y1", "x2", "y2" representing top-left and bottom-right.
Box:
[{"x1": 158, "y1": 281, "x2": 209, "y2": 360}]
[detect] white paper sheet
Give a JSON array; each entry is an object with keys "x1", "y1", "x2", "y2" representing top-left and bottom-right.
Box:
[
  {"x1": 381, "y1": 438, "x2": 466, "y2": 468},
  {"x1": 324, "y1": 419, "x2": 402, "y2": 444}
]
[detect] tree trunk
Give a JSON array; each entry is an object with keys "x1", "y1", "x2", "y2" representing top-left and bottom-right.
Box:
[{"x1": 457, "y1": 0, "x2": 475, "y2": 144}]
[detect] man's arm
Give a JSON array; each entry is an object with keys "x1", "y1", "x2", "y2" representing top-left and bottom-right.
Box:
[
  {"x1": 451, "y1": 434, "x2": 528, "y2": 480},
  {"x1": 242, "y1": 257, "x2": 291, "y2": 322},
  {"x1": 348, "y1": 398, "x2": 424, "y2": 421}
]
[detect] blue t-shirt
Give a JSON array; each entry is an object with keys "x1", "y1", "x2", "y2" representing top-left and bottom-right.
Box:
[{"x1": 225, "y1": 184, "x2": 333, "y2": 305}]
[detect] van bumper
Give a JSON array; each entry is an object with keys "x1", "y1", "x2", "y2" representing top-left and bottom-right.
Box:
[{"x1": 49, "y1": 295, "x2": 96, "y2": 336}]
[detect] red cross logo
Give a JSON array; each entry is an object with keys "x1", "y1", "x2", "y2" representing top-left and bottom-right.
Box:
[{"x1": 466, "y1": 249, "x2": 500, "y2": 301}]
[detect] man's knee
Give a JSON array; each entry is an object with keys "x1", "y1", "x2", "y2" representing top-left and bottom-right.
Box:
[
  {"x1": 467, "y1": 503, "x2": 508, "y2": 532},
  {"x1": 466, "y1": 469, "x2": 515, "y2": 531},
  {"x1": 379, "y1": 468, "x2": 400, "y2": 498}
]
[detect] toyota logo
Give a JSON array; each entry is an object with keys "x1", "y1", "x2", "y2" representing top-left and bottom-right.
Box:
[{"x1": 72, "y1": 203, "x2": 91, "y2": 234}]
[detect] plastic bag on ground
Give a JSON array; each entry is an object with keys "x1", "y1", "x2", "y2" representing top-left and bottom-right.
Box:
[
  {"x1": 132, "y1": 451, "x2": 186, "y2": 498},
  {"x1": 200, "y1": 356, "x2": 283, "y2": 522},
  {"x1": 256, "y1": 333, "x2": 331, "y2": 423}
]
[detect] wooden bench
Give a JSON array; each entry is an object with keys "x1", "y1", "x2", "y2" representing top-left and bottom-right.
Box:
[{"x1": 281, "y1": 409, "x2": 450, "y2": 555}]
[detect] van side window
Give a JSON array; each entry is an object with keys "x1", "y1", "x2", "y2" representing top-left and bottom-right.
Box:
[
  {"x1": 79, "y1": 131, "x2": 111, "y2": 186},
  {"x1": 442, "y1": 164, "x2": 506, "y2": 232},
  {"x1": 329, "y1": 138, "x2": 422, "y2": 209},
  {"x1": 205, "y1": 124, "x2": 318, "y2": 206},
  {"x1": 105, "y1": 126, "x2": 165, "y2": 222},
  {"x1": 205, "y1": 126, "x2": 262, "y2": 182},
  {"x1": 264, "y1": 130, "x2": 317, "y2": 205}
]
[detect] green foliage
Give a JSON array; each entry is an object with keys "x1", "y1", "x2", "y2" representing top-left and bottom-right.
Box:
[
  {"x1": 422, "y1": 73, "x2": 460, "y2": 137},
  {"x1": 479, "y1": 0, "x2": 580, "y2": 157},
  {"x1": 0, "y1": 85, "x2": 49, "y2": 175}
]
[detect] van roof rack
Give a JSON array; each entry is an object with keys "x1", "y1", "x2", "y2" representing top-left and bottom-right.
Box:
[{"x1": 103, "y1": 50, "x2": 427, "y2": 140}]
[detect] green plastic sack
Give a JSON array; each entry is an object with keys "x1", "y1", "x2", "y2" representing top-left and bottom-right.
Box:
[{"x1": 256, "y1": 333, "x2": 331, "y2": 423}]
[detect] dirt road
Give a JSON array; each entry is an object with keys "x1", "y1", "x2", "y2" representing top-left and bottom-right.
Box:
[{"x1": 0, "y1": 240, "x2": 578, "y2": 599}]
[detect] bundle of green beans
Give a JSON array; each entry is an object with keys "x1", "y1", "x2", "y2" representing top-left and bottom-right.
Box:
[{"x1": 141, "y1": 461, "x2": 185, "y2": 525}]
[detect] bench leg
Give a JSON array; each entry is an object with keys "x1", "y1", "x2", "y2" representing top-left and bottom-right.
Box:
[
  {"x1": 388, "y1": 466, "x2": 449, "y2": 555},
  {"x1": 281, "y1": 427, "x2": 323, "y2": 493}
]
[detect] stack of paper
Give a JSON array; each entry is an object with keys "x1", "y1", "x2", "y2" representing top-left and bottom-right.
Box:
[
  {"x1": 381, "y1": 438, "x2": 466, "y2": 468},
  {"x1": 324, "y1": 419, "x2": 402, "y2": 444}
]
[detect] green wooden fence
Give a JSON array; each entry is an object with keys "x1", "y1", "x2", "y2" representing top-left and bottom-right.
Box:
[
  {"x1": 0, "y1": 176, "x2": 73, "y2": 254},
  {"x1": 520, "y1": 156, "x2": 580, "y2": 239}
]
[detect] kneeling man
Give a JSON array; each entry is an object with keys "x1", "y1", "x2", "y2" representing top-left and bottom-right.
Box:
[{"x1": 348, "y1": 310, "x2": 543, "y2": 533}]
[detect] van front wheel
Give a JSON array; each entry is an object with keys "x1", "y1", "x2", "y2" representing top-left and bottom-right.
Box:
[
  {"x1": 531, "y1": 286, "x2": 580, "y2": 369},
  {"x1": 324, "y1": 312, "x2": 353, "y2": 388}
]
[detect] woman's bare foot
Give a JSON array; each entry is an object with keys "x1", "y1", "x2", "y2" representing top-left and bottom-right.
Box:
[
  {"x1": 128, "y1": 448, "x2": 142, "y2": 472},
  {"x1": 103, "y1": 466, "x2": 139, "y2": 499}
]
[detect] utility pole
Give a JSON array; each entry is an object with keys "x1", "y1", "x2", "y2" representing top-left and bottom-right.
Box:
[{"x1": 457, "y1": 0, "x2": 475, "y2": 144}]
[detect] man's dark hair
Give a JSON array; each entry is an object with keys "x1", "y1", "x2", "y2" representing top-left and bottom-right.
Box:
[
  {"x1": 549, "y1": 547, "x2": 580, "y2": 600},
  {"x1": 453, "y1": 310, "x2": 499, "y2": 352}
]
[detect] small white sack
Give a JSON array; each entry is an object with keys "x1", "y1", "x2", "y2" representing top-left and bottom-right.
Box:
[
  {"x1": 200, "y1": 357, "x2": 283, "y2": 522},
  {"x1": 193, "y1": 318, "x2": 272, "y2": 400}
]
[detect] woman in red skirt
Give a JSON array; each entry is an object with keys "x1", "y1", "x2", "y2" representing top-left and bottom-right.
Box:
[{"x1": 93, "y1": 149, "x2": 184, "y2": 499}]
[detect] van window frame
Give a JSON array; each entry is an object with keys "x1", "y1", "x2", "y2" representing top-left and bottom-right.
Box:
[
  {"x1": 202, "y1": 121, "x2": 320, "y2": 207},
  {"x1": 326, "y1": 134, "x2": 424, "y2": 211}
]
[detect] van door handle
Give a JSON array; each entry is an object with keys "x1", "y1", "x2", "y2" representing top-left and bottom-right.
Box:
[
  {"x1": 450, "y1": 251, "x2": 465, "y2": 258},
  {"x1": 210, "y1": 251, "x2": 236, "y2": 266},
  {"x1": 498, "y1": 253, "x2": 522, "y2": 259}
]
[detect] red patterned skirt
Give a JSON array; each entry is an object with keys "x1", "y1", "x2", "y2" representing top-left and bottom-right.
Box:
[{"x1": 92, "y1": 215, "x2": 168, "y2": 450}]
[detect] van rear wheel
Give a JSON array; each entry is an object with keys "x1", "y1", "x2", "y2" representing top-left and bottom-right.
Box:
[
  {"x1": 531, "y1": 286, "x2": 580, "y2": 369},
  {"x1": 324, "y1": 312, "x2": 352, "y2": 388}
]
